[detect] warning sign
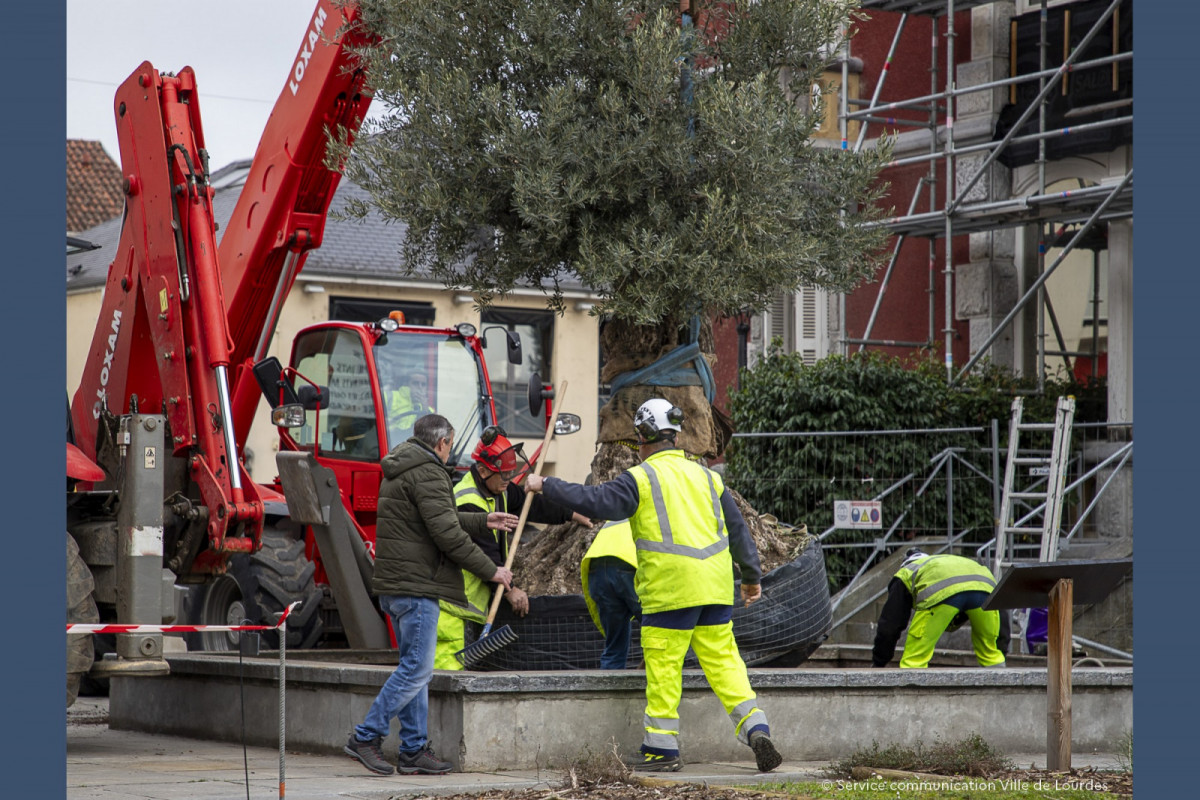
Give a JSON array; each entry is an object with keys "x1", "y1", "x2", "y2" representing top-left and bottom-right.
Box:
[{"x1": 833, "y1": 500, "x2": 883, "y2": 530}]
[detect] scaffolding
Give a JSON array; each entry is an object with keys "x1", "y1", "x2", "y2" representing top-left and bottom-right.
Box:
[{"x1": 841, "y1": 0, "x2": 1132, "y2": 385}]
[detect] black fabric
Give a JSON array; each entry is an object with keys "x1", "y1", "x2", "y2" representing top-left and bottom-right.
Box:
[
  {"x1": 872, "y1": 577, "x2": 914, "y2": 667},
  {"x1": 994, "y1": 0, "x2": 1132, "y2": 168},
  {"x1": 463, "y1": 540, "x2": 832, "y2": 671}
]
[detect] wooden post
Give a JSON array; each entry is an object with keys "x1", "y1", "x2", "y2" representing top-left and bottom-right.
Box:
[{"x1": 1046, "y1": 578, "x2": 1073, "y2": 771}]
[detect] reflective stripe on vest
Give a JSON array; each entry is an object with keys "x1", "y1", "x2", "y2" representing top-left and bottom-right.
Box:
[
  {"x1": 627, "y1": 450, "x2": 735, "y2": 613},
  {"x1": 914, "y1": 572, "x2": 996, "y2": 606},
  {"x1": 632, "y1": 460, "x2": 728, "y2": 559},
  {"x1": 896, "y1": 554, "x2": 997, "y2": 611}
]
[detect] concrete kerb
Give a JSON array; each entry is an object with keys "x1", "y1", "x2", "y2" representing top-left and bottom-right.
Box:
[
  {"x1": 109, "y1": 651, "x2": 1133, "y2": 772},
  {"x1": 71, "y1": 695, "x2": 1128, "y2": 800}
]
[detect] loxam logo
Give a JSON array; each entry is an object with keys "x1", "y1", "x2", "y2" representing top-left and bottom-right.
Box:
[
  {"x1": 92, "y1": 309, "x2": 123, "y2": 419},
  {"x1": 288, "y1": 5, "x2": 330, "y2": 96}
]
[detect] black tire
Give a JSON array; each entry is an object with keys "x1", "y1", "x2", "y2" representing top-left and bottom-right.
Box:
[
  {"x1": 182, "y1": 527, "x2": 325, "y2": 651},
  {"x1": 67, "y1": 533, "x2": 99, "y2": 707}
]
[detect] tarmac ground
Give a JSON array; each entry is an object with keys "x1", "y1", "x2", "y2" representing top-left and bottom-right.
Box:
[{"x1": 67, "y1": 697, "x2": 1125, "y2": 800}]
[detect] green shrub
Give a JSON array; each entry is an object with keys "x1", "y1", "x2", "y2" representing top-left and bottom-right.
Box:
[{"x1": 726, "y1": 348, "x2": 1103, "y2": 590}]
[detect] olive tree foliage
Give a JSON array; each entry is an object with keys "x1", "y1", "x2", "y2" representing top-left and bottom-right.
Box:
[{"x1": 334, "y1": 0, "x2": 891, "y2": 324}]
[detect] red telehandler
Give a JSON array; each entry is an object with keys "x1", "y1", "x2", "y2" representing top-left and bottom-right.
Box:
[{"x1": 67, "y1": 0, "x2": 572, "y2": 702}]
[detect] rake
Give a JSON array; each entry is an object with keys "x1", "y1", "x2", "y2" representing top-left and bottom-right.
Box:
[{"x1": 456, "y1": 381, "x2": 567, "y2": 668}]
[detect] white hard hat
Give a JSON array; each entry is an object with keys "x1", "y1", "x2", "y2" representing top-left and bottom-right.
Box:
[
  {"x1": 634, "y1": 398, "x2": 684, "y2": 443},
  {"x1": 902, "y1": 548, "x2": 929, "y2": 568}
]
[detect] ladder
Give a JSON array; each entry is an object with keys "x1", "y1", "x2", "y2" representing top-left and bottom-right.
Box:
[{"x1": 993, "y1": 395, "x2": 1076, "y2": 576}]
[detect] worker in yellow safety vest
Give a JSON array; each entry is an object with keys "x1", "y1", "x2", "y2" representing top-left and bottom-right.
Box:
[
  {"x1": 526, "y1": 398, "x2": 783, "y2": 774},
  {"x1": 872, "y1": 549, "x2": 1008, "y2": 669},
  {"x1": 435, "y1": 425, "x2": 589, "y2": 670},
  {"x1": 386, "y1": 369, "x2": 435, "y2": 447},
  {"x1": 580, "y1": 518, "x2": 640, "y2": 669}
]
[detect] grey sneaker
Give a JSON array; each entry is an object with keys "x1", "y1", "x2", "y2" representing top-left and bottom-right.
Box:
[
  {"x1": 749, "y1": 730, "x2": 782, "y2": 773},
  {"x1": 344, "y1": 734, "x2": 394, "y2": 775},
  {"x1": 397, "y1": 746, "x2": 452, "y2": 775}
]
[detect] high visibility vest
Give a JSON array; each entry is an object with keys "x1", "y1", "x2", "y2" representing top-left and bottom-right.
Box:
[
  {"x1": 580, "y1": 518, "x2": 637, "y2": 632},
  {"x1": 895, "y1": 554, "x2": 997, "y2": 611},
  {"x1": 388, "y1": 386, "x2": 433, "y2": 431},
  {"x1": 440, "y1": 471, "x2": 506, "y2": 622},
  {"x1": 626, "y1": 449, "x2": 733, "y2": 615}
]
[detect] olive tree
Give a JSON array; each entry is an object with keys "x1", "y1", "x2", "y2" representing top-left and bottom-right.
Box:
[{"x1": 336, "y1": 0, "x2": 890, "y2": 478}]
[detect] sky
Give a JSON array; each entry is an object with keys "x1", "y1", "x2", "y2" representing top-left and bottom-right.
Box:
[{"x1": 66, "y1": 0, "x2": 384, "y2": 172}]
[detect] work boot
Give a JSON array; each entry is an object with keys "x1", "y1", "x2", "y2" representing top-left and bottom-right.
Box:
[
  {"x1": 749, "y1": 730, "x2": 783, "y2": 773},
  {"x1": 623, "y1": 751, "x2": 683, "y2": 772},
  {"x1": 397, "y1": 745, "x2": 453, "y2": 775},
  {"x1": 344, "y1": 734, "x2": 394, "y2": 775}
]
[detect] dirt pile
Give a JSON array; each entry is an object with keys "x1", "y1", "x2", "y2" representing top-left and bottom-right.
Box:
[{"x1": 513, "y1": 488, "x2": 812, "y2": 597}]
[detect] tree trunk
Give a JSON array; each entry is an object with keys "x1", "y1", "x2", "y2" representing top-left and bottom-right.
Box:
[{"x1": 592, "y1": 316, "x2": 730, "y2": 479}]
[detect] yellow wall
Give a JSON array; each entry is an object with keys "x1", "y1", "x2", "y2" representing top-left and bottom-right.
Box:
[
  {"x1": 66, "y1": 281, "x2": 600, "y2": 486},
  {"x1": 66, "y1": 289, "x2": 104, "y2": 397}
]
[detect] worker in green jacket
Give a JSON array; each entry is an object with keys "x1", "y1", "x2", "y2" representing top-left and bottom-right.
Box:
[
  {"x1": 526, "y1": 398, "x2": 783, "y2": 774},
  {"x1": 345, "y1": 414, "x2": 517, "y2": 776},
  {"x1": 872, "y1": 549, "x2": 1007, "y2": 669},
  {"x1": 580, "y1": 518, "x2": 641, "y2": 669}
]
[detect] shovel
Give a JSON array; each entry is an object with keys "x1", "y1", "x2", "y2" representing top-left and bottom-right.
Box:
[{"x1": 456, "y1": 381, "x2": 567, "y2": 668}]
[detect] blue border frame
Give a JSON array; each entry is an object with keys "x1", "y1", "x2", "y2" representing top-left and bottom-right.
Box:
[
  {"x1": 1135, "y1": 2, "x2": 1192, "y2": 796},
  {"x1": 5, "y1": 1, "x2": 66, "y2": 794},
  {"x1": 33, "y1": 0, "x2": 1186, "y2": 795}
]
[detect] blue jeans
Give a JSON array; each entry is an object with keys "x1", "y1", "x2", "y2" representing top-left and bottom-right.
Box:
[
  {"x1": 354, "y1": 595, "x2": 438, "y2": 754},
  {"x1": 588, "y1": 558, "x2": 641, "y2": 669}
]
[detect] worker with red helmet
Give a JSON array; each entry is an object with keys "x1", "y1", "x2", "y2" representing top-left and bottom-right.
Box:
[{"x1": 434, "y1": 425, "x2": 592, "y2": 669}]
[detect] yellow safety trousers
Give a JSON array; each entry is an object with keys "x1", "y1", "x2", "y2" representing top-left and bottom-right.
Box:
[
  {"x1": 434, "y1": 612, "x2": 467, "y2": 671},
  {"x1": 899, "y1": 603, "x2": 1006, "y2": 668},
  {"x1": 640, "y1": 621, "x2": 766, "y2": 752}
]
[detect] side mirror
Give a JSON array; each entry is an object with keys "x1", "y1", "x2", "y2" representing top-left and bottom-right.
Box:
[
  {"x1": 554, "y1": 413, "x2": 582, "y2": 436},
  {"x1": 297, "y1": 385, "x2": 329, "y2": 410},
  {"x1": 505, "y1": 330, "x2": 523, "y2": 366},
  {"x1": 252, "y1": 357, "x2": 300, "y2": 409},
  {"x1": 482, "y1": 326, "x2": 523, "y2": 366},
  {"x1": 527, "y1": 372, "x2": 553, "y2": 416}
]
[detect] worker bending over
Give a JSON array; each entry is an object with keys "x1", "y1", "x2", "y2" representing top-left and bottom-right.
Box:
[
  {"x1": 872, "y1": 549, "x2": 1008, "y2": 669},
  {"x1": 580, "y1": 518, "x2": 640, "y2": 669},
  {"x1": 436, "y1": 426, "x2": 589, "y2": 669},
  {"x1": 526, "y1": 398, "x2": 782, "y2": 773}
]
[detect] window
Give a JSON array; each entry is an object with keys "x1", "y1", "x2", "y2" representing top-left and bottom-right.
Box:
[
  {"x1": 291, "y1": 328, "x2": 381, "y2": 461},
  {"x1": 481, "y1": 307, "x2": 553, "y2": 437},
  {"x1": 761, "y1": 285, "x2": 829, "y2": 365},
  {"x1": 329, "y1": 297, "x2": 435, "y2": 326}
]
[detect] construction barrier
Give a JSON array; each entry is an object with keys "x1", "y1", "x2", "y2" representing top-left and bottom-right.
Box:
[{"x1": 68, "y1": 602, "x2": 300, "y2": 800}]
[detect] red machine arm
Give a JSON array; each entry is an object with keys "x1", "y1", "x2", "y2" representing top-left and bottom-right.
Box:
[
  {"x1": 70, "y1": 64, "x2": 263, "y2": 564},
  {"x1": 220, "y1": 0, "x2": 377, "y2": 443}
]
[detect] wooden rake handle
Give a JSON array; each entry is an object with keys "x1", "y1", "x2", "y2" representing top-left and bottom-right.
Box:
[{"x1": 482, "y1": 381, "x2": 567, "y2": 628}]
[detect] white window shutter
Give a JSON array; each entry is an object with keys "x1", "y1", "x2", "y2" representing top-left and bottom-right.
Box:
[
  {"x1": 796, "y1": 284, "x2": 829, "y2": 365},
  {"x1": 764, "y1": 291, "x2": 794, "y2": 353}
]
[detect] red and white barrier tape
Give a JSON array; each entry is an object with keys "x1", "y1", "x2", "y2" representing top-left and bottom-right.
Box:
[{"x1": 66, "y1": 601, "x2": 298, "y2": 634}]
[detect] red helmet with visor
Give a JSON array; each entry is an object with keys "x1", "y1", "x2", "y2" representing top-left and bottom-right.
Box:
[{"x1": 471, "y1": 425, "x2": 526, "y2": 479}]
